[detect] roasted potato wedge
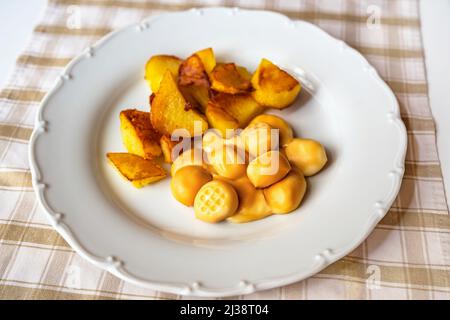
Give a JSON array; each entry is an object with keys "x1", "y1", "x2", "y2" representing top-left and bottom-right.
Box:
[
  {"x1": 145, "y1": 55, "x2": 182, "y2": 93},
  {"x1": 210, "y1": 63, "x2": 251, "y2": 94},
  {"x1": 205, "y1": 102, "x2": 239, "y2": 137},
  {"x1": 251, "y1": 58, "x2": 301, "y2": 109},
  {"x1": 120, "y1": 109, "x2": 161, "y2": 159},
  {"x1": 150, "y1": 71, "x2": 208, "y2": 137},
  {"x1": 179, "y1": 84, "x2": 210, "y2": 113},
  {"x1": 178, "y1": 53, "x2": 211, "y2": 112},
  {"x1": 178, "y1": 54, "x2": 210, "y2": 87},
  {"x1": 195, "y1": 47, "x2": 216, "y2": 74},
  {"x1": 160, "y1": 135, "x2": 180, "y2": 163},
  {"x1": 107, "y1": 152, "x2": 166, "y2": 188},
  {"x1": 211, "y1": 92, "x2": 264, "y2": 127}
]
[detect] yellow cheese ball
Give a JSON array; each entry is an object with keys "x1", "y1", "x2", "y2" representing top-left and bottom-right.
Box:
[
  {"x1": 171, "y1": 148, "x2": 205, "y2": 176},
  {"x1": 207, "y1": 145, "x2": 247, "y2": 180},
  {"x1": 202, "y1": 130, "x2": 224, "y2": 154},
  {"x1": 249, "y1": 114, "x2": 294, "y2": 147},
  {"x1": 246, "y1": 151, "x2": 291, "y2": 188},
  {"x1": 263, "y1": 171, "x2": 307, "y2": 214},
  {"x1": 241, "y1": 122, "x2": 278, "y2": 158},
  {"x1": 284, "y1": 138, "x2": 327, "y2": 176},
  {"x1": 194, "y1": 180, "x2": 238, "y2": 223},
  {"x1": 170, "y1": 165, "x2": 212, "y2": 206},
  {"x1": 224, "y1": 176, "x2": 273, "y2": 223}
]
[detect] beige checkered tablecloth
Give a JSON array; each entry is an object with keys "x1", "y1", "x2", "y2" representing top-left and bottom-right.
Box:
[{"x1": 0, "y1": 0, "x2": 449, "y2": 300}]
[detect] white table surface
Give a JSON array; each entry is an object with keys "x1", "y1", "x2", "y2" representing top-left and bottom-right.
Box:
[{"x1": 0, "y1": 0, "x2": 449, "y2": 206}]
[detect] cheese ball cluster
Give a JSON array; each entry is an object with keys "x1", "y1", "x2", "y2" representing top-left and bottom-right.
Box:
[{"x1": 170, "y1": 114, "x2": 327, "y2": 223}]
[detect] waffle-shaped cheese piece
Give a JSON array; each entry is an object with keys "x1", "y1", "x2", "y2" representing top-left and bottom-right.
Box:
[{"x1": 194, "y1": 180, "x2": 238, "y2": 223}]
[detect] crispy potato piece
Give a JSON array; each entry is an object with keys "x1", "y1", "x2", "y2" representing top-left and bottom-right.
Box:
[
  {"x1": 211, "y1": 92, "x2": 264, "y2": 127},
  {"x1": 195, "y1": 47, "x2": 216, "y2": 74},
  {"x1": 236, "y1": 65, "x2": 252, "y2": 81},
  {"x1": 179, "y1": 85, "x2": 210, "y2": 113},
  {"x1": 178, "y1": 54, "x2": 211, "y2": 112},
  {"x1": 145, "y1": 55, "x2": 182, "y2": 93},
  {"x1": 210, "y1": 63, "x2": 251, "y2": 94},
  {"x1": 107, "y1": 152, "x2": 166, "y2": 188},
  {"x1": 160, "y1": 135, "x2": 180, "y2": 163},
  {"x1": 251, "y1": 58, "x2": 301, "y2": 109},
  {"x1": 150, "y1": 71, "x2": 208, "y2": 137},
  {"x1": 178, "y1": 54, "x2": 210, "y2": 87},
  {"x1": 120, "y1": 109, "x2": 161, "y2": 159},
  {"x1": 205, "y1": 102, "x2": 239, "y2": 137}
]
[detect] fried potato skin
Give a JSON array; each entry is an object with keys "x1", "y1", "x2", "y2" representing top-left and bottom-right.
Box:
[
  {"x1": 210, "y1": 63, "x2": 252, "y2": 94},
  {"x1": 251, "y1": 58, "x2": 301, "y2": 109},
  {"x1": 145, "y1": 55, "x2": 182, "y2": 93},
  {"x1": 150, "y1": 71, "x2": 208, "y2": 137},
  {"x1": 107, "y1": 152, "x2": 166, "y2": 188},
  {"x1": 120, "y1": 109, "x2": 161, "y2": 159}
]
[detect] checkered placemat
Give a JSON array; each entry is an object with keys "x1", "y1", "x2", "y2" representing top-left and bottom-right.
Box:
[{"x1": 0, "y1": 0, "x2": 449, "y2": 299}]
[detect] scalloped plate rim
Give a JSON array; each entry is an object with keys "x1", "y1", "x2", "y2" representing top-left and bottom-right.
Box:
[{"x1": 28, "y1": 7, "x2": 407, "y2": 297}]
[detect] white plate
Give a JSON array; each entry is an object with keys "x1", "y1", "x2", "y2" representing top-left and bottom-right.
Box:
[{"x1": 29, "y1": 8, "x2": 407, "y2": 297}]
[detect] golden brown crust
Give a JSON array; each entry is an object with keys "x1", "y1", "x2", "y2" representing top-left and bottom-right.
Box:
[
  {"x1": 150, "y1": 71, "x2": 209, "y2": 137},
  {"x1": 120, "y1": 109, "x2": 162, "y2": 159},
  {"x1": 106, "y1": 152, "x2": 166, "y2": 188},
  {"x1": 178, "y1": 54, "x2": 210, "y2": 87},
  {"x1": 160, "y1": 135, "x2": 180, "y2": 163},
  {"x1": 208, "y1": 92, "x2": 264, "y2": 127},
  {"x1": 210, "y1": 63, "x2": 252, "y2": 94}
]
